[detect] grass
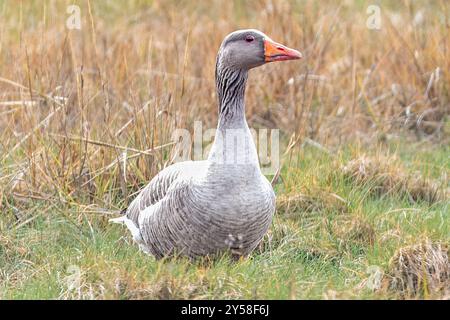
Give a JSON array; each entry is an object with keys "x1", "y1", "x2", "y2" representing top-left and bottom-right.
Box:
[
  {"x1": 0, "y1": 0, "x2": 449, "y2": 299},
  {"x1": 1, "y1": 142, "x2": 448, "y2": 299}
]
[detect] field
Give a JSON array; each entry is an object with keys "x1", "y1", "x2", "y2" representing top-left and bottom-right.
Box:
[{"x1": 0, "y1": 0, "x2": 449, "y2": 299}]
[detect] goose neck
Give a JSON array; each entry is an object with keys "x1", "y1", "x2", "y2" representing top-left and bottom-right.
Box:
[
  {"x1": 215, "y1": 66, "x2": 248, "y2": 129},
  {"x1": 208, "y1": 63, "x2": 260, "y2": 167}
]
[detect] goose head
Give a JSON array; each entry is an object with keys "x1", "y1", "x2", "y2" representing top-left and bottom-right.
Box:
[{"x1": 217, "y1": 29, "x2": 302, "y2": 71}]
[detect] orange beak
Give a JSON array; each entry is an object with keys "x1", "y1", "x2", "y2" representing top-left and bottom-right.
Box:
[{"x1": 264, "y1": 38, "x2": 302, "y2": 62}]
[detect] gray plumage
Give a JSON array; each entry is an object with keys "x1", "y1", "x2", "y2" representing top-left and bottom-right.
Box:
[{"x1": 111, "y1": 29, "x2": 301, "y2": 259}]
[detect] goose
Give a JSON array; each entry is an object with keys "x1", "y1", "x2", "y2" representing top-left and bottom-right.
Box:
[{"x1": 111, "y1": 29, "x2": 302, "y2": 259}]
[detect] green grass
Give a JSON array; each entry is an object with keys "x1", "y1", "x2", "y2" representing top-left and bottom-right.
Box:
[{"x1": 1, "y1": 142, "x2": 448, "y2": 299}]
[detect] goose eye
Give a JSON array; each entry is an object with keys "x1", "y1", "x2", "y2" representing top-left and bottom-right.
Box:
[{"x1": 245, "y1": 35, "x2": 255, "y2": 43}]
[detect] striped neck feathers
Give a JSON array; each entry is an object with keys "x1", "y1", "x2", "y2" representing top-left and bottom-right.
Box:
[
  {"x1": 209, "y1": 60, "x2": 259, "y2": 167},
  {"x1": 215, "y1": 60, "x2": 248, "y2": 128}
]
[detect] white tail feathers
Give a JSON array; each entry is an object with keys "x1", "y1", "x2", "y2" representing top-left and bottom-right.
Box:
[
  {"x1": 109, "y1": 216, "x2": 127, "y2": 224},
  {"x1": 109, "y1": 216, "x2": 143, "y2": 243}
]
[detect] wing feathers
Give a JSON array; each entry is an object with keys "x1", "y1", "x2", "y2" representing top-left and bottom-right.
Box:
[{"x1": 125, "y1": 161, "x2": 199, "y2": 225}]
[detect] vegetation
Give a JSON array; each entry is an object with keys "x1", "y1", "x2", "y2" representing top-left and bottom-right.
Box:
[{"x1": 0, "y1": 0, "x2": 448, "y2": 299}]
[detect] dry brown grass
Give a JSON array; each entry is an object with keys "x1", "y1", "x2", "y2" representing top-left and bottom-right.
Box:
[
  {"x1": 0, "y1": 1, "x2": 449, "y2": 213},
  {"x1": 387, "y1": 240, "x2": 450, "y2": 299},
  {"x1": 334, "y1": 216, "x2": 376, "y2": 248},
  {"x1": 112, "y1": 276, "x2": 210, "y2": 300},
  {"x1": 277, "y1": 191, "x2": 348, "y2": 217},
  {"x1": 341, "y1": 154, "x2": 447, "y2": 203}
]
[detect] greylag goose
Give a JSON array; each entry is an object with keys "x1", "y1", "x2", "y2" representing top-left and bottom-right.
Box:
[{"x1": 111, "y1": 29, "x2": 302, "y2": 259}]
